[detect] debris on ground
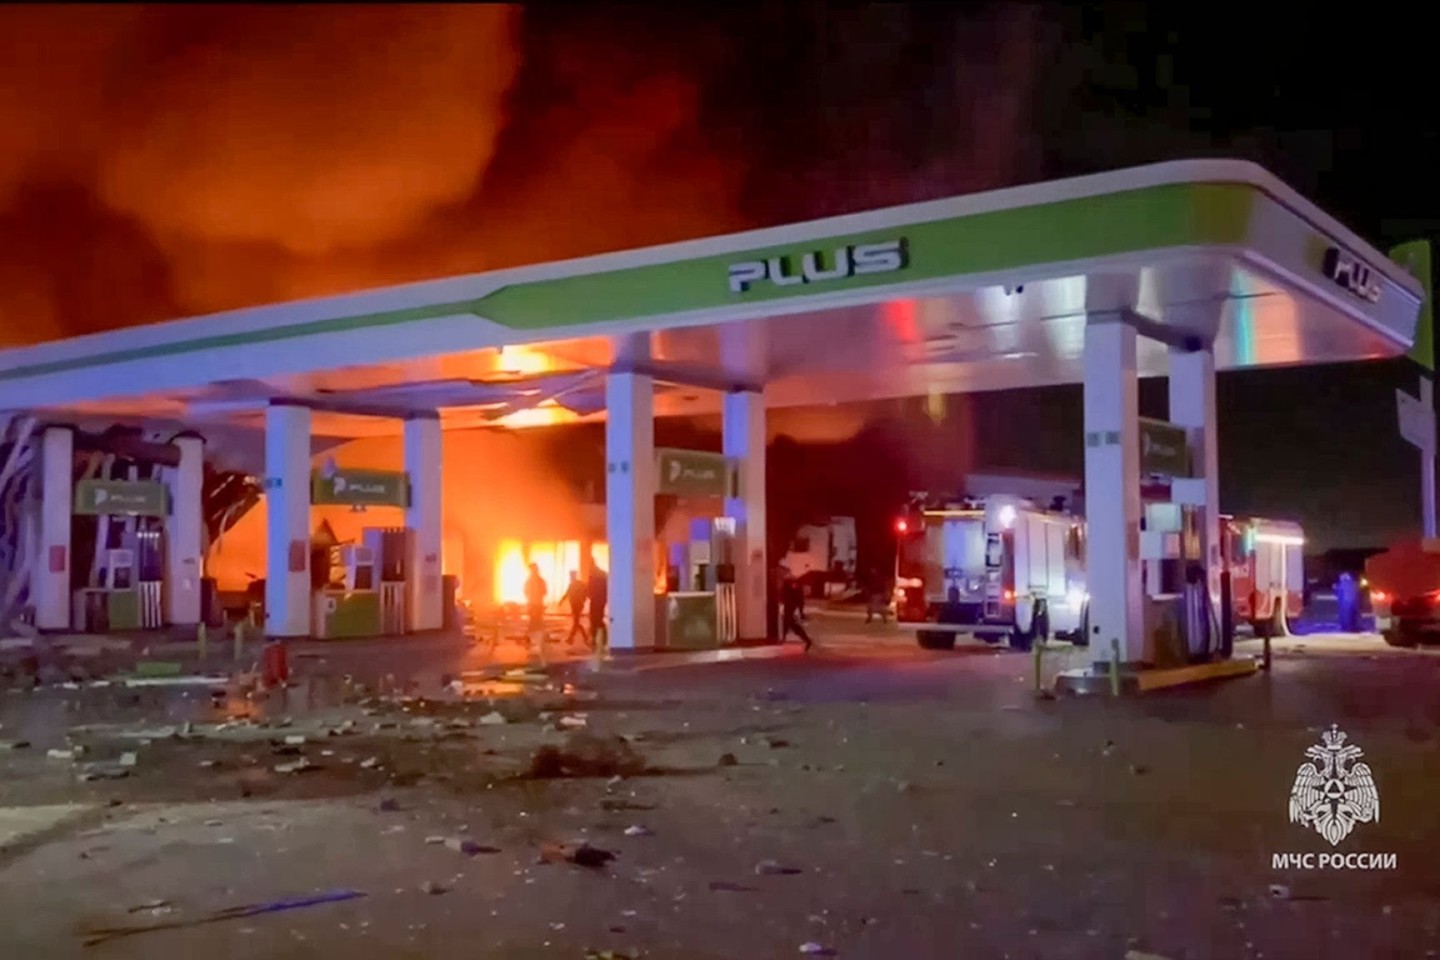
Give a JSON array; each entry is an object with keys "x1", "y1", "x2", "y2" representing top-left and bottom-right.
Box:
[
  {"x1": 79, "y1": 889, "x2": 366, "y2": 946},
  {"x1": 273, "y1": 759, "x2": 319, "y2": 774},
  {"x1": 583, "y1": 950, "x2": 635, "y2": 960},
  {"x1": 1129, "y1": 763, "x2": 1150, "y2": 776},
  {"x1": 359, "y1": 757, "x2": 380, "y2": 770},
  {"x1": 526, "y1": 733, "x2": 646, "y2": 779},
  {"x1": 717, "y1": 752, "x2": 738, "y2": 767},
  {"x1": 540, "y1": 841, "x2": 616, "y2": 868},
  {"x1": 118, "y1": 751, "x2": 138, "y2": 768},
  {"x1": 421, "y1": 881, "x2": 448, "y2": 895},
  {"x1": 77, "y1": 763, "x2": 130, "y2": 782},
  {"x1": 126, "y1": 900, "x2": 172, "y2": 915},
  {"x1": 478, "y1": 711, "x2": 508, "y2": 726},
  {"x1": 424, "y1": 835, "x2": 446, "y2": 845},
  {"x1": 623, "y1": 825, "x2": 653, "y2": 837},
  {"x1": 755, "y1": 859, "x2": 803, "y2": 876},
  {"x1": 798, "y1": 942, "x2": 834, "y2": 955},
  {"x1": 1125, "y1": 951, "x2": 1175, "y2": 960},
  {"x1": 760, "y1": 736, "x2": 790, "y2": 749},
  {"x1": 444, "y1": 837, "x2": 499, "y2": 856},
  {"x1": 600, "y1": 798, "x2": 656, "y2": 812},
  {"x1": 1269, "y1": 883, "x2": 1292, "y2": 900},
  {"x1": 709, "y1": 881, "x2": 758, "y2": 892},
  {"x1": 376, "y1": 798, "x2": 401, "y2": 813},
  {"x1": 0, "y1": 740, "x2": 31, "y2": 750}
]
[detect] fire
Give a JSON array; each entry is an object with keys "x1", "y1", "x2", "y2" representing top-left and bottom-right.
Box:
[
  {"x1": 494, "y1": 539, "x2": 609, "y2": 605},
  {"x1": 499, "y1": 404, "x2": 579, "y2": 429}
]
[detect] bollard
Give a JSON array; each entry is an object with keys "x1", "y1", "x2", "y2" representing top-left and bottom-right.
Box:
[
  {"x1": 1263, "y1": 631, "x2": 1272, "y2": 672},
  {"x1": 1032, "y1": 637, "x2": 1043, "y2": 692},
  {"x1": 1108, "y1": 638, "x2": 1121, "y2": 697},
  {"x1": 234, "y1": 620, "x2": 245, "y2": 663},
  {"x1": 197, "y1": 622, "x2": 208, "y2": 661}
]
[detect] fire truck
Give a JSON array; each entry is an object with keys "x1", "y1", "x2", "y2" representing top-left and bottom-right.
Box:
[
  {"x1": 893, "y1": 493, "x2": 1086, "y2": 650},
  {"x1": 1220, "y1": 515, "x2": 1305, "y2": 637},
  {"x1": 1364, "y1": 537, "x2": 1440, "y2": 646},
  {"x1": 893, "y1": 494, "x2": 1303, "y2": 650}
]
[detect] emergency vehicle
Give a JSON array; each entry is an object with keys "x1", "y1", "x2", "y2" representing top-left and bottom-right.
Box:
[
  {"x1": 781, "y1": 516, "x2": 858, "y2": 597},
  {"x1": 1220, "y1": 515, "x2": 1305, "y2": 637},
  {"x1": 893, "y1": 493, "x2": 1086, "y2": 650},
  {"x1": 894, "y1": 495, "x2": 1303, "y2": 650},
  {"x1": 1365, "y1": 537, "x2": 1440, "y2": 645}
]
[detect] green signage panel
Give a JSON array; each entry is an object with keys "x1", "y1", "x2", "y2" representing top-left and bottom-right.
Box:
[
  {"x1": 310, "y1": 469, "x2": 409, "y2": 507},
  {"x1": 1391, "y1": 239, "x2": 1433, "y2": 372},
  {"x1": 1139, "y1": 418, "x2": 1192, "y2": 478},
  {"x1": 656, "y1": 448, "x2": 736, "y2": 498},
  {"x1": 74, "y1": 479, "x2": 168, "y2": 516}
]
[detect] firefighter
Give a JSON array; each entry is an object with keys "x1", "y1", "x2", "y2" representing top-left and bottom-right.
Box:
[
  {"x1": 562, "y1": 571, "x2": 589, "y2": 647},
  {"x1": 524, "y1": 563, "x2": 548, "y2": 650},
  {"x1": 1335, "y1": 570, "x2": 1360, "y2": 633},
  {"x1": 865, "y1": 567, "x2": 891, "y2": 624},
  {"x1": 588, "y1": 560, "x2": 609, "y2": 651},
  {"x1": 780, "y1": 568, "x2": 813, "y2": 651}
]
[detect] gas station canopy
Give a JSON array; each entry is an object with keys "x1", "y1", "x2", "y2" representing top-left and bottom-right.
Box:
[{"x1": 0, "y1": 159, "x2": 1423, "y2": 454}]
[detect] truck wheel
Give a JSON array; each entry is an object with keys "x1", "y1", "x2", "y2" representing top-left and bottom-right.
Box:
[
  {"x1": 1385, "y1": 624, "x2": 1419, "y2": 648},
  {"x1": 917, "y1": 631, "x2": 957, "y2": 651}
]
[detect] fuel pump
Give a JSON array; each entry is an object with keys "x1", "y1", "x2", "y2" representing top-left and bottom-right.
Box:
[{"x1": 1140, "y1": 492, "x2": 1218, "y2": 665}]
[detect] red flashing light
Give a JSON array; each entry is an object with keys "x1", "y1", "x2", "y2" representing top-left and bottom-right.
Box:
[
  {"x1": 895, "y1": 519, "x2": 909, "y2": 534},
  {"x1": 1003, "y1": 589, "x2": 1014, "y2": 602},
  {"x1": 1370, "y1": 590, "x2": 1389, "y2": 604}
]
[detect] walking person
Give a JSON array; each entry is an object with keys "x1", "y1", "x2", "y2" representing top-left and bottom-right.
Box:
[
  {"x1": 563, "y1": 570, "x2": 590, "y2": 647},
  {"x1": 588, "y1": 560, "x2": 609, "y2": 653},
  {"x1": 524, "y1": 562, "x2": 549, "y2": 656},
  {"x1": 780, "y1": 568, "x2": 813, "y2": 651},
  {"x1": 864, "y1": 567, "x2": 892, "y2": 624}
]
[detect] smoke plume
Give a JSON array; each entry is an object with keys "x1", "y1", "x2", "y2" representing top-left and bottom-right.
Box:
[{"x1": 0, "y1": 4, "x2": 1047, "y2": 345}]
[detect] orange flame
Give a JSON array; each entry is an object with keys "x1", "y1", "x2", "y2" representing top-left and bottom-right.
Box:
[{"x1": 494, "y1": 539, "x2": 609, "y2": 605}]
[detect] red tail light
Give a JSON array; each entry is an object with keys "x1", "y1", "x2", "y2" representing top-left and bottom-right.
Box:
[
  {"x1": 1370, "y1": 590, "x2": 1388, "y2": 604},
  {"x1": 895, "y1": 519, "x2": 908, "y2": 534},
  {"x1": 1003, "y1": 589, "x2": 1014, "y2": 602}
]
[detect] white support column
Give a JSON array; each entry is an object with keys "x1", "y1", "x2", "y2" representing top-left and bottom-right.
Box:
[
  {"x1": 404, "y1": 414, "x2": 443, "y2": 632},
  {"x1": 164, "y1": 434, "x2": 205, "y2": 626},
  {"x1": 1168, "y1": 347, "x2": 1221, "y2": 608},
  {"x1": 605, "y1": 372, "x2": 655, "y2": 651},
  {"x1": 31, "y1": 426, "x2": 73, "y2": 631},
  {"x1": 723, "y1": 390, "x2": 767, "y2": 641},
  {"x1": 264, "y1": 403, "x2": 312, "y2": 639},
  {"x1": 1083, "y1": 318, "x2": 1145, "y2": 664},
  {"x1": 1422, "y1": 376, "x2": 1437, "y2": 539}
]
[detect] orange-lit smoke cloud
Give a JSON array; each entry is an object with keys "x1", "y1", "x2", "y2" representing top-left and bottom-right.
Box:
[
  {"x1": 96, "y1": 5, "x2": 521, "y2": 258},
  {"x1": 0, "y1": 4, "x2": 748, "y2": 341}
]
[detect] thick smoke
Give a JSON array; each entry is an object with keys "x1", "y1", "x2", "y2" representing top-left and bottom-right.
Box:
[{"x1": 0, "y1": 4, "x2": 1046, "y2": 345}]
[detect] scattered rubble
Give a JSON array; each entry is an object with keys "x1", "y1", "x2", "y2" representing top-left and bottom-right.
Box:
[
  {"x1": 622, "y1": 824, "x2": 653, "y2": 837},
  {"x1": 755, "y1": 859, "x2": 803, "y2": 876},
  {"x1": 444, "y1": 837, "x2": 499, "y2": 856},
  {"x1": 540, "y1": 841, "x2": 616, "y2": 868},
  {"x1": 526, "y1": 733, "x2": 646, "y2": 779},
  {"x1": 273, "y1": 759, "x2": 319, "y2": 774}
]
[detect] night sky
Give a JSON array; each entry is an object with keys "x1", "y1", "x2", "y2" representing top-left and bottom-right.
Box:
[{"x1": 0, "y1": 4, "x2": 1434, "y2": 551}]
